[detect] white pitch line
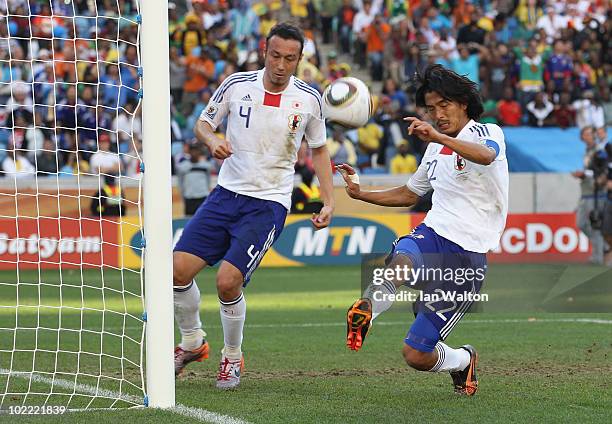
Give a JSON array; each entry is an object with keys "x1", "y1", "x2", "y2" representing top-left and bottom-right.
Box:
[
  {"x1": 106, "y1": 317, "x2": 612, "y2": 332},
  {"x1": 0, "y1": 368, "x2": 250, "y2": 424},
  {"x1": 233, "y1": 317, "x2": 612, "y2": 328}
]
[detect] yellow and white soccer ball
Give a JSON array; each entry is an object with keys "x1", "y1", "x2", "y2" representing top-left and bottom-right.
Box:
[{"x1": 322, "y1": 77, "x2": 373, "y2": 128}]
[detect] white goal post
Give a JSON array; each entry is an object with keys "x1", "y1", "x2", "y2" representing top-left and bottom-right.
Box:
[
  {"x1": 0, "y1": 0, "x2": 175, "y2": 411},
  {"x1": 140, "y1": 0, "x2": 175, "y2": 409}
]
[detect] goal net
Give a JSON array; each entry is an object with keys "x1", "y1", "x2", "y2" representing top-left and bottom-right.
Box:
[{"x1": 0, "y1": 0, "x2": 173, "y2": 410}]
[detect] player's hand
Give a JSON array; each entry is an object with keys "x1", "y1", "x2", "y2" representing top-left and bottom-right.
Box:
[
  {"x1": 208, "y1": 138, "x2": 233, "y2": 160},
  {"x1": 311, "y1": 205, "x2": 333, "y2": 230},
  {"x1": 336, "y1": 163, "x2": 361, "y2": 200},
  {"x1": 571, "y1": 170, "x2": 585, "y2": 179},
  {"x1": 404, "y1": 117, "x2": 442, "y2": 143}
]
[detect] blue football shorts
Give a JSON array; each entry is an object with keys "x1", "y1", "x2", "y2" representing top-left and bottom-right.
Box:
[
  {"x1": 174, "y1": 185, "x2": 287, "y2": 284},
  {"x1": 385, "y1": 223, "x2": 487, "y2": 352}
]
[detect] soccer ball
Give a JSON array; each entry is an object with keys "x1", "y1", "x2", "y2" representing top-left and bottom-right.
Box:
[{"x1": 322, "y1": 77, "x2": 373, "y2": 128}]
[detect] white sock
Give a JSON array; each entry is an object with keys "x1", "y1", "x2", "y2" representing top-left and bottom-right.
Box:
[
  {"x1": 363, "y1": 279, "x2": 397, "y2": 321},
  {"x1": 174, "y1": 280, "x2": 206, "y2": 351},
  {"x1": 429, "y1": 342, "x2": 470, "y2": 372},
  {"x1": 219, "y1": 292, "x2": 246, "y2": 360}
]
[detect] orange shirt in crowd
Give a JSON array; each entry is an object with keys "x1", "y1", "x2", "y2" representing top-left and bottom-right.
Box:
[
  {"x1": 184, "y1": 55, "x2": 215, "y2": 93},
  {"x1": 365, "y1": 22, "x2": 390, "y2": 53}
]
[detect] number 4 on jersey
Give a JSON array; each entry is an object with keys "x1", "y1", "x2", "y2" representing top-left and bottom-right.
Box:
[{"x1": 239, "y1": 106, "x2": 252, "y2": 128}]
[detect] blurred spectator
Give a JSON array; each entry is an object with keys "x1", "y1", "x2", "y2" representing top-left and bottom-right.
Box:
[
  {"x1": 175, "y1": 141, "x2": 213, "y2": 216},
  {"x1": 382, "y1": 78, "x2": 408, "y2": 112},
  {"x1": 174, "y1": 13, "x2": 205, "y2": 56},
  {"x1": 289, "y1": 0, "x2": 310, "y2": 19},
  {"x1": 553, "y1": 92, "x2": 576, "y2": 129},
  {"x1": 480, "y1": 86, "x2": 499, "y2": 125},
  {"x1": 58, "y1": 151, "x2": 90, "y2": 177},
  {"x1": 357, "y1": 122, "x2": 383, "y2": 164},
  {"x1": 100, "y1": 64, "x2": 125, "y2": 109},
  {"x1": 456, "y1": 12, "x2": 486, "y2": 47},
  {"x1": 573, "y1": 126, "x2": 607, "y2": 264},
  {"x1": 291, "y1": 167, "x2": 323, "y2": 214},
  {"x1": 169, "y1": 46, "x2": 187, "y2": 105},
  {"x1": 90, "y1": 175, "x2": 127, "y2": 217},
  {"x1": 300, "y1": 67, "x2": 322, "y2": 92},
  {"x1": 258, "y1": 8, "x2": 278, "y2": 38},
  {"x1": 1, "y1": 142, "x2": 35, "y2": 178},
  {"x1": 389, "y1": 140, "x2": 417, "y2": 174},
  {"x1": 364, "y1": 14, "x2": 393, "y2": 82},
  {"x1": 536, "y1": 6, "x2": 567, "y2": 43},
  {"x1": 325, "y1": 51, "x2": 343, "y2": 81},
  {"x1": 545, "y1": 39, "x2": 573, "y2": 92},
  {"x1": 497, "y1": 87, "x2": 523, "y2": 126},
  {"x1": 337, "y1": 0, "x2": 357, "y2": 54},
  {"x1": 572, "y1": 59, "x2": 595, "y2": 91},
  {"x1": 451, "y1": 44, "x2": 486, "y2": 85},
  {"x1": 319, "y1": 0, "x2": 341, "y2": 45},
  {"x1": 516, "y1": 41, "x2": 548, "y2": 107},
  {"x1": 113, "y1": 101, "x2": 141, "y2": 152},
  {"x1": 404, "y1": 44, "x2": 426, "y2": 83},
  {"x1": 229, "y1": 0, "x2": 260, "y2": 52},
  {"x1": 183, "y1": 47, "x2": 215, "y2": 108},
  {"x1": 352, "y1": 0, "x2": 375, "y2": 69},
  {"x1": 573, "y1": 90, "x2": 605, "y2": 129},
  {"x1": 436, "y1": 29, "x2": 458, "y2": 62},
  {"x1": 526, "y1": 92, "x2": 554, "y2": 127},
  {"x1": 36, "y1": 138, "x2": 58, "y2": 175},
  {"x1": 327, "y1": 126, "x2": 357, "y2": 167},
  {"x1": 596, "y1": 127, "x2": 609, "y2": 145},
  {"x1": 89, "y1": 134, "x2": 121, "y2": 175}
]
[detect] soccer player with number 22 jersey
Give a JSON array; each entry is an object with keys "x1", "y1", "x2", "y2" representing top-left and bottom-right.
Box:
[{"x1": 340, "y1": 65, "x2": 509, "y2": 396}]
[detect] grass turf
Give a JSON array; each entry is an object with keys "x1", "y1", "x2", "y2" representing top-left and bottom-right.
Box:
[{"x1": 0, "y1": 264, "x2": 610, "y2": 423}]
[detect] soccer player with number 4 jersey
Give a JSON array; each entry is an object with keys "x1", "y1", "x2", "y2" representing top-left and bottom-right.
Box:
[
  {"x1": 339, "y1": 65, "x2": 509, "y2": 396},
  {"x1": 172, "y1": 23, "x2": 334, "y2": 389}
]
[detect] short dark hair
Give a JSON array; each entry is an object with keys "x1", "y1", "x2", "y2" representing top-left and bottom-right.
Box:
[
  {"x1": 266, "y1": 22, "x2": 304, "y2": 55},
  {"x1": 414, "y1": 64, "x2": 483, "y2": 120}
]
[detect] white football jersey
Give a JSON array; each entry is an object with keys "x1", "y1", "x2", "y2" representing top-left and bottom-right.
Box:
[
  {"x1": 199, "y1": 69, "x2": 326, "y2": 210},
  {"x1": 407, "y1": 120, "x2": 509, "y2": 253}
]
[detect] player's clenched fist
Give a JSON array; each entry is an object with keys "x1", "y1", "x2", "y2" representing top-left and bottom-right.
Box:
[
  {"x1": 208, "y1": 138, "x2": 233, "y2": 160},
  {"x1": 336, "y1": 163, "x2": 361, "y2": 200}
]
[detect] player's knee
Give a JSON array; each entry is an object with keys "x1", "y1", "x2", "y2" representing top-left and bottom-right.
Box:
[
  {"x1": 216, "y1": 271, "x2": 243, "y2": 300},
  {"x1": 173, "y1": 253, "x2": 196, "y2": 286},
  {"x1": 173, "y1": 263, "x2": 192, "y2": 286},
  {"x1": 402, "y1": 345, "x2": 432, "y2": 371}
]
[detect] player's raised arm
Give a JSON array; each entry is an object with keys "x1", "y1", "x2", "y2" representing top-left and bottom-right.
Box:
[
  {"x1": 336, "y1": 163, "x2": 420, "y2": 207},
  {"x1": 311, "y1": 145, "x2": 335, "y2": 230},
  {"x1": 404, "y1": 117, "x2": 496, "y2": 165}
]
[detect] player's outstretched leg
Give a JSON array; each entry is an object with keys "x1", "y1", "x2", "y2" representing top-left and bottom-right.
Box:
[
  {"x1": 216, "y1": 261, "x2": 246, "y2": 389},
  {"x1": 173, "y1": 252, "x2": 210, "y2": 376},
  {"x1": 347, "y1": 254, "x2": 410, "y2": 351}
]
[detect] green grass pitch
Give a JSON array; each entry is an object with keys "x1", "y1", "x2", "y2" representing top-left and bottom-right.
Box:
[{"x1": 0, "y1": 264, "x2": 610, "y2": 423}]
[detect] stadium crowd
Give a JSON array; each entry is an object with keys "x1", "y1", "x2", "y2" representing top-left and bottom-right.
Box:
[{"x1": 0, "y1": 0, "x2": 610, "y2": 182}]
